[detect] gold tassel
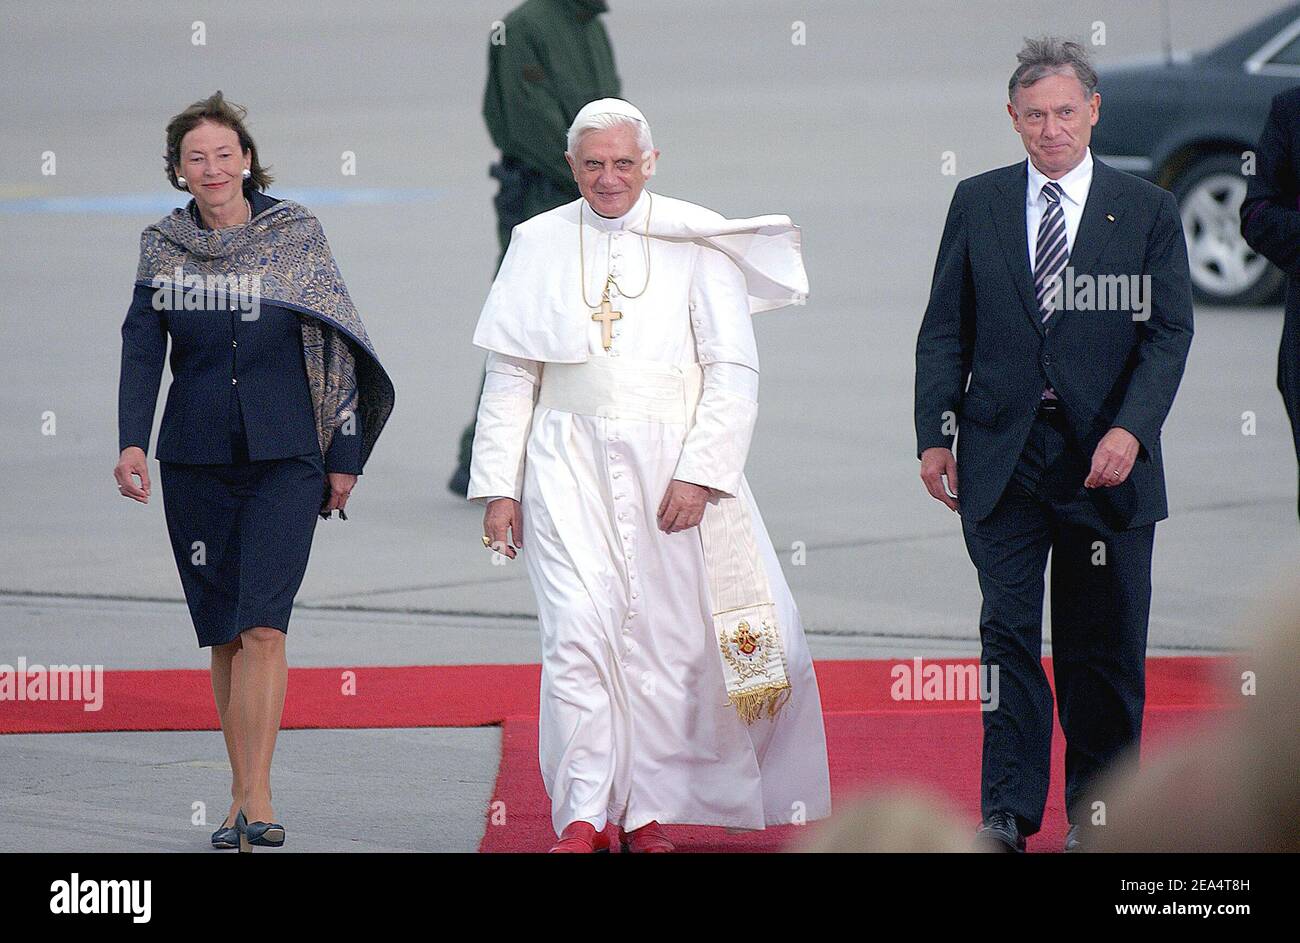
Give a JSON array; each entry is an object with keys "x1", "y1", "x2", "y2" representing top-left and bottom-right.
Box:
[{"x1": 730, "y1": 682, "x2": 792, "y2": 725}]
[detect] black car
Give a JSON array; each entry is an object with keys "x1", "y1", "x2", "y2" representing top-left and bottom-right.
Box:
[{"x1": 1091, "y1": 3, "x2": 1300, "y2": 305}]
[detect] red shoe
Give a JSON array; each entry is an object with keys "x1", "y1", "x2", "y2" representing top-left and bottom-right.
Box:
[
  {"x1": 619, "y1": 821, "x2": 674, "y2": 853},
  {"x1": 548, "y1": 821, "x2": 611, "y2": 853}
]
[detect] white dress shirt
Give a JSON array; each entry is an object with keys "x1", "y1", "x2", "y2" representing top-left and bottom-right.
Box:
[{"x1": 1026, "y1": 146, "x2": 1093, "y2": 270}]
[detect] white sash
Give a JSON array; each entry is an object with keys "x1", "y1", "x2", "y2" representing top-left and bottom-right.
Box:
[{"x1": 538, "y1": 357, "x2": 792, "y2": 723}]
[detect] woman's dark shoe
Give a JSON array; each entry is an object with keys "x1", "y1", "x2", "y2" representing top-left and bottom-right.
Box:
[
  {"x1": 210, "y1": 816, "x2": 239, "y2": 850},
  {"x1": 235, "y1": 809, "x2": 285, "y2": 852}
]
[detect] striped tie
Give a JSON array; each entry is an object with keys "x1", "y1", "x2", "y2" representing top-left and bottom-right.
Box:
[
  {"x1": 1034, "y1": 181, "x2": 1068, "y2": 321},
  {"x1": 1034, "y1": 181, "x2": 1066, "y2": 400}
]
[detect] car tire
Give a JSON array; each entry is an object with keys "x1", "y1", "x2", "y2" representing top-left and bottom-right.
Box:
[{"x1": 1171, "y1": 153, "x2": 1284, "y2": 306}]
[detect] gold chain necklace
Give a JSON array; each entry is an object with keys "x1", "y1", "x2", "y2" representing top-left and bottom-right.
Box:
[{"x1": 579, "y1": 191, "x2": 653, "y2": 308}]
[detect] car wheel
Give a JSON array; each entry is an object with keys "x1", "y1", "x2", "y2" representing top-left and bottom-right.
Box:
[{"x1": 1172, "y1": 153, "x2": 1283, "y2": 306}]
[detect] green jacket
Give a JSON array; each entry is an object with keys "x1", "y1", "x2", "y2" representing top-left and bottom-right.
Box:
[{"x1": 484, "y1": 0, "x2": 621, "y2": 190}]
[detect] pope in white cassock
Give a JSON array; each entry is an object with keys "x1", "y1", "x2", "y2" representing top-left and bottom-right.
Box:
[{"x1": 468, "y1": 98, "x2": 831, "y2": 853}]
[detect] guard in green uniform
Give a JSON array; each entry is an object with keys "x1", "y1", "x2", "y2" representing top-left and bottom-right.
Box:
[{"x1": 450, "y1": 0, "x2": 621, "y2": 494}]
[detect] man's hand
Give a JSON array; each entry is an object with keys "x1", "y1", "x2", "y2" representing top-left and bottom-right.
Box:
[
  {"x1": 1085, "y1": 427, "x2": 1140, "y2": 488},
  {"x1": 484, "y1": 497, "x2": 523, "y2": 558},
  {"x1": 322, "y1": 472, "x2": 358, "y2": 514},
  {"x1": 657, "y1": 479, "x2": 710, "y2": 533},
  {"x1": 114, "y1": 446, "x2": 150, "y2": 504},
  {"x1": 920, "y1": 447, "x2": 959, "y2": 512}
]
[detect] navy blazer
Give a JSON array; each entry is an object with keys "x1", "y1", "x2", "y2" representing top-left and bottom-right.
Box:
[
  {"x1": 1240, "y1": 88, "x2": 1300, "y2": 520},
  {"x1": 118, "y1": 189, "x2": 362, "y2": 472},
  {"x1": 915, "y1": 157, "x2": 1194, "y2": 528}
]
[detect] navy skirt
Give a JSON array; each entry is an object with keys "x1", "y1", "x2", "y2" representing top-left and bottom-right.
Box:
[{"x1": 160, "y1": 452, "x2": 325, "y2": 647}]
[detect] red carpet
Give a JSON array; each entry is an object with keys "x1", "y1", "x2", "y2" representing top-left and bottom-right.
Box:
[
  {"x1": 0, "y1": 657, "x2": 1239, "y2": 853},
  {"x1": 480, "y1": 704, "x2": 1230, "y2": 853},
  {"x1": 0, "y1": 663, "x2": 542, "y2": 733}
]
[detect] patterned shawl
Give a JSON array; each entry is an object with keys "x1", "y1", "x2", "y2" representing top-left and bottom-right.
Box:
[{"x1": 135, "y1": 197, "x2": 394, "y2": 469}]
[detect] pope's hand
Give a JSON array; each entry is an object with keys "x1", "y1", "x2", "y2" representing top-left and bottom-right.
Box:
[
  {"x1": 484, "y1": 497, "x2": 523, "y2": 558},
  {"x1": 920, "y1": 447, "x2": 959, "y2": 512},
  {"x1": 114, "y1": 446, "x2": 150, "y2": 504},
  {"x1": 1085, "y1": 427, "x2": 1139, "y2": 488},
  {"x1": 658, "y1": 479, "x2": 709, "y2": 533}
]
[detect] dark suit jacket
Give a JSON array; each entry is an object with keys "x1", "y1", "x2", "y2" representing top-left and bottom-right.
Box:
[
  {"x1": 915, "y1": 156, "x2": 1194, "y2": 528},
  {"x1": 118, "y1": 189, "x2": 362, "y2": 472},
  {"x1": 1239, "y1": 87, "x2": 1300, "y2": 435}
]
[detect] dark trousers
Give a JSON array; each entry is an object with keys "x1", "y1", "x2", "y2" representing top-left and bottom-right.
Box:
[
  {"x1": 961, "y1": 404, "x2": 1154, "y2": 834},
  {"x1": 1280, "y1": 308, "x2": 1300, "y2": 520}
]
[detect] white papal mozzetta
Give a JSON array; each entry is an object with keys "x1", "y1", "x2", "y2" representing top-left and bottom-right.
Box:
[{"x1": 467, "y1": 98, "x2": 831, "y2": 851}]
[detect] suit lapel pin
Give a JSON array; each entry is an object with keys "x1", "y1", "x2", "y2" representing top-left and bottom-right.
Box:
[{"x1": 1106, "y1": 213, "x2": 1115, "y2": 222}]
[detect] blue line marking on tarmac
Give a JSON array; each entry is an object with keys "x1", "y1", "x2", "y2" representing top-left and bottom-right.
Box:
[{"x1": 0, "y1": 187, "x2": 442, "y2": 214}]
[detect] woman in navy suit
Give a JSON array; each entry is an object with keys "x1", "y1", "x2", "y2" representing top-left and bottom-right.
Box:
[{"x1": 114, "y1": 91, "x2": 393, "y2": 851}]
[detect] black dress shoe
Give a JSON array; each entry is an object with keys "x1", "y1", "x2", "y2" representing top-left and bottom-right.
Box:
[
  {"x1": 1064, "y1": 823, "x2": 1084, "y2": 852},
  {"x1": 975, "y1": 811, "x2": 1026, "y2": 852},
  {"x1": 447, "y1": 463, "x2": 471, "y2": 497}
]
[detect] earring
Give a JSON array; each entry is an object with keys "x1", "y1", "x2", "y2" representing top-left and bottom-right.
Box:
[
  {"x1": 242, "y1": 168, "x2": 251, "y2": 180},
  {"x1": 176, "y1": 175, "x2": 189, "y2": 190}
]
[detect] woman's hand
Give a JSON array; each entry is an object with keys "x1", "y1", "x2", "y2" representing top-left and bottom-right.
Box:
[
  {"x1": 322, "y1": 472, "x2": 357, "y2": 515},
  {"x1": 484, "y1": 497, "x2": 522, "y2": 558},
  {"x1": 114, "y1": 446, "x2": 151, "y2": 503}
]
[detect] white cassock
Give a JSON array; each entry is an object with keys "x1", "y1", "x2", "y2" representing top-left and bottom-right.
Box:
[{"x1": 468, "y1": 188, "x2": 831, "y2": 834}]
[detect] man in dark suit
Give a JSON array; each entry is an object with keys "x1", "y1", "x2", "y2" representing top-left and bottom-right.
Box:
[
  {"x1": 914, "y1": 37, "x2": 1194, "y2": 852},
  {"x1": 1240, "y1": 88, "x2": 1300, "y2": 522}
]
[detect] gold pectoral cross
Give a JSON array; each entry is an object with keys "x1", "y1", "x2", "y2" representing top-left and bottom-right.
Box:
[{"x1": 591, "y1": 284, "x2": 622, "y2": 351}]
